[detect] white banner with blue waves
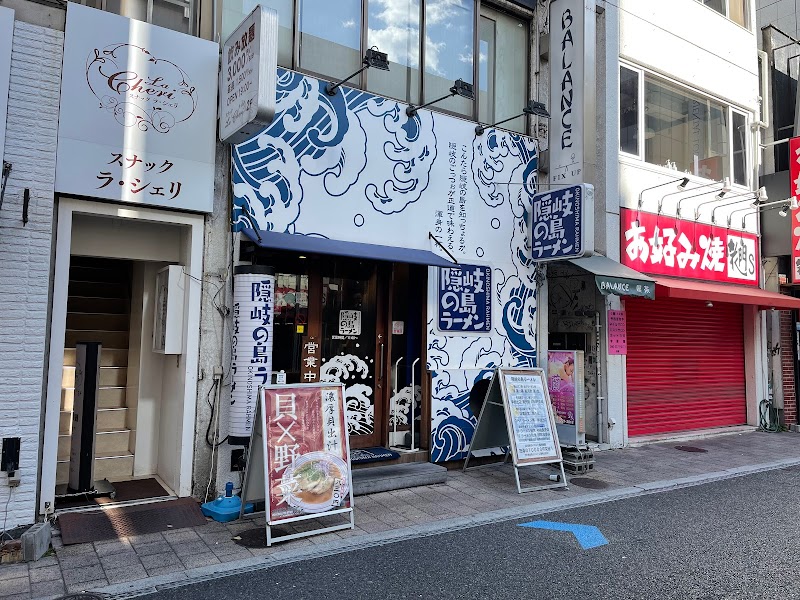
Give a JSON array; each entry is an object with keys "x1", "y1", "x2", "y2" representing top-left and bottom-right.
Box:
[{"x1": 231, "y1": 68, "x2": 540, "y2": 462}]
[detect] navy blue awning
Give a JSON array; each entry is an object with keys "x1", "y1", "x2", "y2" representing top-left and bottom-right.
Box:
[{"x1": 241, "y1": 229, "x2": 456, "y2": 268}]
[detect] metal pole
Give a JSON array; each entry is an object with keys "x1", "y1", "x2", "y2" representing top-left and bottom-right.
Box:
[
  {"x1": 595, "y1": 311, "x2": 604, "y2": 446},
  {"x1": 410, "y1": 358, "x2": 420, "y2": 451},
  {"x1": 392, "y1": 357, "x2": 402, "y2": 442}
]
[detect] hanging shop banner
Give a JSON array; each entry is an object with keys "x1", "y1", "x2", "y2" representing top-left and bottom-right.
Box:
[
  {"x1": 0, "y1": 7, "x2": 13, "y2": 172},
  {"x1": 219, "y1": 5, "x2": 277, "y2": 144},
  {"x1": 438, "y1": 264, "x2": 492, "y2": 333},
  {"x1": 239, "y1": 384, "x2": 355, "y2": 545},
  {"x1": 620, "y1": 208, "x2": 759, "y2": 286},
  {"x1": 790, "y1": 137, "x2": 800, "y2": 282},
  {"x1": 55, "y1": 3, "x2": 218, "y2": 212},
  {"x1": 607, "y1": 309, "x2": 627, "y2": 355},
  {"x1": 549, "y1": 0, "x2": 596, "y2": 185},
  {"x1": 546, "y1": 350, "x2": 585, "y2": 447},
  {"x1": 230, "y1": 266, "x2": 275, "y2": 442},
  {"x1": 530, "y1": 184, "x2": 594, "y2": 261},
  {"x1": 465, "y1": 368, "x2": 566, "y2": 493}
]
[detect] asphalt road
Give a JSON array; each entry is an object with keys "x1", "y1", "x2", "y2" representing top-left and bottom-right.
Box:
[{"x1": 141, "y1": 466, "x2": 800, "y2": 600}]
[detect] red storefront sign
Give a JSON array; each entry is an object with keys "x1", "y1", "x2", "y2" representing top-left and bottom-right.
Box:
[
  {"x1": 620, "y1": 208, "x2": 759, "y2": 286},
  {"x1": 263, "y1": 384, "x2": 351, "y2": 523},
  {"x1": 790, "y1": 137, "x2": 800, "y2": 281}
]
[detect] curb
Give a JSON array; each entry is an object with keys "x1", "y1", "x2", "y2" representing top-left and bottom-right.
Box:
[{"x1": 96, "y1": 456, "x2": 800, "y2": 599}]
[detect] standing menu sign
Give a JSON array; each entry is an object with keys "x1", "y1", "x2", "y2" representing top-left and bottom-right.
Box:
[
  {"x1": 240, "y1": 383, "x2": 355, "y2": 545},
  {"x1": 464, "y1": 368, "x2": 567, "y2": 493}
]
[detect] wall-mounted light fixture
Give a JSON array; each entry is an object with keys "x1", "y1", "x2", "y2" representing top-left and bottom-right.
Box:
[
  {"x1": 634, "y1": 176, "x2": 690, "y2": 226},
  {"x1": 710, "y1": 187, "x2": 767, "y2": 225},
  {"x1": 475, "y1": 100, "x2": 550, "y2": 135},
  {"x1": 325, "y1": 47, "x2": 389, "y2": 96},
  {"x1": 734, "y1": 197, "x2": 798, "y2": 229},
  {"x1": 406, "y1": 79, "x2": 474, "y2": 117},
  {"x1": 673, "y1": 178, "x2": 731, "y2": 219}
]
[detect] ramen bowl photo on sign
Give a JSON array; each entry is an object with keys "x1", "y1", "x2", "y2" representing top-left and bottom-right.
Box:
[{"x1": 281, "y1": 452, "x2": 349, "y2": 513}]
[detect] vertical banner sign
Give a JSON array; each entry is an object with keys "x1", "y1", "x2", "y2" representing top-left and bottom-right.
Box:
[
  {"x1": 0, "y1": 7, "x2": 13, "y2": 171},
  {"x1": 790, "y1": 137, "x2": 800, "y2": 281},
  {"x1": 549, "y1": 0, "x2": 596, "y2": 186},
  {"x1": 607, "y1": 310, "x2": 627, "y2": 355},
  {"x1": 230, "y1": 266, "x2": 275, "y2": 441},
  {"x1": 263, "y1": 385, "x2": 352, "y2": 523},
  {"x1": 300, "y1": 335, "x2": 321, "y2": 383},
  {"x1": 438, "y1": 264, "x2": 492, "y2": 332},
  {"x1": 530, "y1": 184, "x2": 594, "y2": 261}
]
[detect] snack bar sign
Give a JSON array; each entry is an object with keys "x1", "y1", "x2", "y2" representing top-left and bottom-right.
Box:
[
  {"x1": 620, "y1": 208, "x2": 759, "y2": 285},
  {"x1": 438, "y1": 264, "x2": 491, "y2": 333},
  {"x1": 529, "y1": 184, "x2": 594, "y2": 261}
]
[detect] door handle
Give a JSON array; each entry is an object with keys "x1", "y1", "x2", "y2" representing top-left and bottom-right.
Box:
[{"x1": 379, "y1": 342, "x2": 385, "y2": 381}]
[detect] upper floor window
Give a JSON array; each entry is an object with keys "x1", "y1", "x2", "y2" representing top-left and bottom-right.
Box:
[
  {"x1": 699, "y1": 0, "x2": 750, "y2": 29},
  {"x1": 80, "y1": 0, "x2": 196, "y2": 34},
  {"x1": 221, "y1": 0, "x2": 530, "y2": 129},
  {"x1": 620, "y1": 64, "x2": 750, "y2": 188}
]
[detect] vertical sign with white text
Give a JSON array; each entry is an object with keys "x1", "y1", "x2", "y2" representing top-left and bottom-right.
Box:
[
  {"x1": 790, "y1": 137, "x2": 800, "y2": 281},
  {"x1": 549, "y1": 0, "x2": 596, "y2": 186}
]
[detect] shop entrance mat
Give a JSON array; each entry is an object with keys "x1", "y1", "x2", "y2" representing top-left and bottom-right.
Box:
[
  {"x1": 58, "y1": 497, "x2": 206, "y2": 545},
  {"x1": 55, "y1": 478, "x2": 171, "y2": 510}
]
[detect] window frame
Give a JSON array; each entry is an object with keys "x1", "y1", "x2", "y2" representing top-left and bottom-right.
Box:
[
  {"x1": 695, "y1": 0, "x2": 752, "y2": 31},
  {"x1": 238, "y1": 0, "x2": 532, "y2": 128},
  {"x1": 80, "y1": 0, "x2": 197, "y2": 35},
  {"x1": 618, "y1": 60, "x2": 752, "y2": 190}
]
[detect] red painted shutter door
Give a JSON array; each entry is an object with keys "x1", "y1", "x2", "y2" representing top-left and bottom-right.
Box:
[{"x1": 625, "y1": 297, "x2": 747, "y2": 436}]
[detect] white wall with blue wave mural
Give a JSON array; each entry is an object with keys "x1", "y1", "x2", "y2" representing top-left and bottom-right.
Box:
[{"x1": 232, "y1": 68, "x2": 539, "y2": 463}]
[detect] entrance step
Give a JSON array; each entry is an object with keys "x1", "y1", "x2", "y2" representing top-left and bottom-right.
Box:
[
  {"x1": 352, "y1": 462, "x2": 447, "y2": 496},
  {"x1": 61, "y1": 387, "x2": 126, "y2": 411},
  {"x1": 62, "y1": 366, "x2": 127, "y2": 387},
  {"x1": 63, "y1": 348, "x2": 129, "y2": 367},
  {"x1": 67, "y1": 312, "x2": 130, "y2": 331},
  {"x1": 65, "y1": 329, "x2": 129, "y2": 348}
]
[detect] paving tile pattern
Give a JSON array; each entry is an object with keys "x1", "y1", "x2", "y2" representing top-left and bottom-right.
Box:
[{"x1": 1, "y1": 431, "x2": 799, "y2": 598}]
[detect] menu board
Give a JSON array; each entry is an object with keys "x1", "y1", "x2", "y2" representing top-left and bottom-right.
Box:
[
  {"x1": 607, "y1": 309, "x2": 627, "y2": 355},
  {"x1": 502, "y1": 372, "x2": 562, "y2": 465}
]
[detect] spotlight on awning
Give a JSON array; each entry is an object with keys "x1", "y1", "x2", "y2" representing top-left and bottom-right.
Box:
[
  {"x1": 406, "y1": 79, "x2": 474, "y2": 117},
  {"x1": 325, "y1": 47, "x2": 389, "y2": 96},
  {"x1": 475, "y1": 100, "x2": 550, "y2": 135}
]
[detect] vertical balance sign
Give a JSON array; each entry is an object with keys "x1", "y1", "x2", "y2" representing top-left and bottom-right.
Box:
[{"x1": 790, "y1": 137, "x2": 800, "y2": 281}]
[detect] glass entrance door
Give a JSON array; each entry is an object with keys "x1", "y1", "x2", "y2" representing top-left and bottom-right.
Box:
[{"x1": 318, "y1": 261, "x2": 386, "y2": 448}]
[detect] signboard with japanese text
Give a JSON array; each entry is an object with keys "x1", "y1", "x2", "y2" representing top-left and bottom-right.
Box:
[
  {"x1": 464, "y1": 368, "x2": 566, "y2": 493},
  {"x1": 239, "y1": 384, "x2": 355, "y2": 545},
  {"x1": 55, "y1": 3, "x2": 218, "y2": 212},
  {"x1": 790, "y1": 137, "x2": 800, "y2": 281},
  {"x1": 219, "y1": 6, "x2": 277, "y2": 144},
  {"x1": 607, "y1": 310, "x2": 627, "y2": 355},
  {"x1": 438, "y1": 264, "x2": 492, "y2": 333},
  {"x1": 621, "y1": 208, "x2": 759, "y2": 286},
  {"x1": 530, "y1": 184, "x2": 594, "y2": 261},
  {"x1": 548, "y1": 0, "x2": 595, "y2": 186},
  {"x1": 300, "y1": 335, "x2": 321, "y2": 383},
  {"x1": 338, "y1": 310, "x2": 362, "y2": 336},
  {"x1": 0, "y1": 7, "x2": 13, "y2": 173},
  {"x1": 230, "y1": 267, "x2": 275, "y2": 441}
]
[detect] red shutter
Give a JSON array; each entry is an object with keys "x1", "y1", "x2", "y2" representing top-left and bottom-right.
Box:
[{"x1": 625, "y1": 297, "x2": 747, "y2": 436}]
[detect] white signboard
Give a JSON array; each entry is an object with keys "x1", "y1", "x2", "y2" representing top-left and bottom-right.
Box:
[
  {"x1": 502, "y1": 372, "x2": 560, "y2": 463},
  {"x1": 549, "y1": 0, "x2": 596, "y2": 186},
  {"x1": 0, "y1": 7, "x2": 13, "y2": 171},
  {"x1": 339, "y1": 310, "x2": 362, "y2": 336},
  {"x1": 55, "y1": 3, "x2": 218, "y2": 212},
  {"x1": 230, "y1": 266, "x2": 275, "y2": 440},
  {"x1": 220, "y1": 6, "x2": 277, "y2": 144}
]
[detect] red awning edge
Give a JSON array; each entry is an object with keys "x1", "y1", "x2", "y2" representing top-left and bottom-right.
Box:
[{"x1": 654, "y1": 277, "x2": 800, "y2": 310}]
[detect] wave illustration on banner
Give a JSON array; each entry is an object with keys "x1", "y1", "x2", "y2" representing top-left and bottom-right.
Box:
[
  {"x1": 231, "y1": 67, "x2": 539, "y2": 462},
  {"x1": 232, "y1": 68, "x2": 437, "y2": 234}
]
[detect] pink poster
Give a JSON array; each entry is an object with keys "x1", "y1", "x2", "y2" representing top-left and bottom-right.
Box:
[
  {"x1": 608, "y1": 310, "x2": 627, "y2": 355},
  {"x1": 547, "y1": 351, "x2": 577, "y2": 426}
]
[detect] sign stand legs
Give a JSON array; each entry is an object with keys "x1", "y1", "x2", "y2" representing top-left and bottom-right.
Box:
[
  {"x1": 513, "y1": 460, "x2": 568, "y2": 494},
  {"x1": 265, "y1": 508, "x2": 354, "y2": 546}
]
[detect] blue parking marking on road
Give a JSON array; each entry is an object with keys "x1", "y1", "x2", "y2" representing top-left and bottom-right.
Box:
[{"x1": 518, "y1": 520, "x2": 608, "y2": 550}]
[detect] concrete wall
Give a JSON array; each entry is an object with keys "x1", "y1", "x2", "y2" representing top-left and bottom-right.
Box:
[{"x1": 0, "y1": 18, "x2": 63, "y2": 527}]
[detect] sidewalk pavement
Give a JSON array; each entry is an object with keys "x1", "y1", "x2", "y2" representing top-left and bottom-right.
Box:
[{"x1": 2, "y1": 428, "x2": 800, "y2": 600}]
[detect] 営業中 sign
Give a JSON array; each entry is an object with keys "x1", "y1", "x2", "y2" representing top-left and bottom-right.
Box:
[
  {"x1": 530, "y1": 184, "x2": 594, "y2": 261},
  {"x1": 239, "y1": 383, "x2": 355, "y2": 545},
  {"x1": 219, "y1": 6, "x2": 277, "y2": 144},
  {"x1": 438, "y1": 264, "x2": 492, "y2": 333}
]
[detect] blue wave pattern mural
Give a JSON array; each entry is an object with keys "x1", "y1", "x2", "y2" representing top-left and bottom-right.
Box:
[{"x1": 231, "y1": 68, "x2": 538, "y2": 463}]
